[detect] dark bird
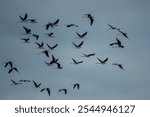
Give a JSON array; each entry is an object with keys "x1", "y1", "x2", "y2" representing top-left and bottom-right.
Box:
[
  {"x1": 8, "y1": 67, "x2": 19, "y2": 74},
  {"x1": 96, "y1": 57, "x2": 108, "y2": 64},
  {"x1": 73, "y1": 83, "x2": 80, "y2": 90},
  {"x1": 31, "y1": 34, "x2": 39, "y2": 40},
  {"x1": 109, "y1": 38, "x2": 124, "y2": 48},
  {"x1": 81, "y1": 53, "x2": 96, "y2": 58},
  {"x1": 72, "y1": 58, "x2": 83, "y2": 64},
  {"x1": 21, "y1": 38, "x2": 30, "y2": 43},
  {"x1": 56, "y1": 62, "x2": 63, "y2": 69},
  {"x1": 23, "y1": 26, "x2": 31, "y2": 34},
  {"x1": 19, "y1": 80, "x2": 31, "y2": 82},
  {"x1": 46, "y1": 88, "x2": 51, "y2": 96},
  {"x1": 59, "y1": 89, "x2": 67, "y2": 95},
  {"x1": 107, "y1": 24, "x2": 117, "y2": 30},
  {"x1": 117, "y1": 29, "x2": 128, "y2": 39},
  {"x1": 65, "y1": 24, "x2": 78, "y2": 28},
  {"x1": 73, "y1": 41, "x2": 84, "y2": 48},
  {"x1": 46, "y1": 43, "x2": 58, "y2": 50},
  {"x1": 19, "y1": 13, "x2": 28, "y2": 22},
  {"x1": 35, "y1": 42, "x2": 44, "y2": 49},
  {"x1": 10, "y1": 79, "x2": 22, "y2": 85},
  {"x1": 32, "y1": 80, "x2": 41, "y2": 88},
  {"x1": 76, "y1": 32, "x2": 87, "y2": 38},
  {"x1": 45, "y1": 32, "x2": 54, "y2": 38},
  {"x1": 112, "y1": 63, "x2": 124, "y2": 70},
  {"x1": 40, "y1": 50, "x2": 50, "y2": 57},
  {"x1": 45, "y1": 54, "x2": 58, "y2": 66},
  {"x1": 4, "y1": 61, "x2": 13, "y2": 68},
  {"x1": 84, "y1": 14, "x2": 94, "y2": 26},
  {"x1": 47, "y1": 19, "x2": 60, "y2": 29},
  {"x1": 27, "y1": 19, "x2": 38, "y2": 23}
]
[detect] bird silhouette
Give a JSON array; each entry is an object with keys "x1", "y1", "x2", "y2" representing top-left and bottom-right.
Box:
[
  {"x1": 110, "y1": 38, "x2": 124, "y2": 48},
  {"x1": 107, "y1": 24, "x2": 117, "y2": 30},
  {"x1": 73, "y1": 83, "x2": 80, "y2": 90},
  {"x1": 35, "y1": 42, "x2": 44, "y2": 49},
  {"x1": 8, "y1": 67, "x2": 19, "y2": 74},
  {"x1": 46, "y1": 43, "x2": 58, "y2": 50},
  {"x1": 45, "y1": 54, "x2": 58, "y2": 66},
  {"x1": 27, "y1": 19, "x2": 38, "y2": 23},
  {"x1": 117, "y1": 29, "x2": 128, "y2": 39},
  {"x1": 47, "y1": 19, "x2": 59, "y2": 28},
  {"x1": 112, "y1": 63, "x2": 124, "y2": 70},
  {"x1": 4, "y1": 61, "x2": 13, "y2": 68},
  {"x1": 65, "y1": 24, "x2": 78, "y2": 28},
  {"x1": 96, "y1": 57, "x2": 108, "y2": 64},
  {"x1": 73, "y1": 41, "x2": 84, "y2": 48},
  {"x1": 23, "y1": 26, "x2": 31, "y2": 34},
  {"x1": 21, "y1": 38, "x2": 30, "y2": 43},
  {"x1": 81, "y1": 53, "x2": 96, "y2": 57},
  {"x1": 45, "y1": 32, "x2": 54, "y2": 38},
  {"x1": 84, "y1": 14, "x2": 94, "y2": 26},
  {"x1": 59, "y1": 89, "x2": 67, "y2": 95},
  {"x1": 76, "y1": 32, "x2": 87, "y2": 38},
  {"x1": 38, "y1": 49, "x2": 50, "y2": 57},
  {"x1": 19, "y1": 13, "x2": 28, "y2": 22},
  {"x1": 19, "y1": 80, "x2": 31, "y2": 82},
  {"x1": 10, "y1": 79, "x2": 22, "y2": 85},
  {"x1": 72, "y1": 58, "x2": 83, "y2": 64},
  {"x1": 32, "y1": 80, "x2": 41, "y2": 88},
  {"x1": 31, "y1": 34, "x2": 39, "y2": 40}
]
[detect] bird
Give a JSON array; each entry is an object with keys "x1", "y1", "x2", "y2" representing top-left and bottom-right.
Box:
[
  {"x1": 84, "y1": 14, "x2": 94, "y2": 26},
  {"x1": 27, "y1": 19, "x2": 38, "y2": 23},
  {"x1": 56, "y1": 62, "x2": 63, "y2": 69},
  {"x1": 47, "y1": 19, "x2": 59, "y2": 29},
  {"x1": 23, "y1": 26, "x2": 31, "y2": 34},
  {"x1": 46, "y1": 43, "x2": 58, "y2": 50},
  {"x1": 72, "y1": 58, "x2": 83, "y2": 64},
  {"x1": 38, "y1": 50, "x2": 50, "y2": 57},
  {"x1": 73, "y1": 83, "x2": 80, "y2": 90},
  {"x1": 45, "y1": 32, "x2": 54, "y2": 38},
  {"x1": 45, "y1": 54, "x2": 58, "y2": 66},
  {"x1": 10, "y1": 79, "x2": 22, "y2": 85},
  {"x1": 8, "y1": 67, "x2": 19, "y2": 74},
  {"x1": 109, "y1": 38, "x2": 124, "y2": 48},
  {"x1": 73, "y1": 41, "x2": 84, "y2": 48},
  {"x1": 32, "y1": 80, "x2": 41, "y2": 88},
  {"x1": 112, "y1": 63, "x2": 124, "y2": 70},
  {"x1": 96, "y1": 57, "x2": 108, "y2": 64},
  {"x1": 19, "y1": 80, "x2": 31, "y2": 82},
  {"x1": 4, "y1": 61, "x2": 13, "y2": 68},
  {"x1": 65, "y1": 24, "x2": 78, "y2": 28},
  {"x1": 81, "y1": 53, "x2": 96, "y2": 57},
  {"x1": 117, "y1": 29, "x2": 128, "y2": 39},
  {"x1": 19, "y1": 13, "x2": 28, "y2": 22},
  {"x1": 35, "y1": 42, "x2": 44, "y2": 49},
  {"x1": 76, "y1": 32, "x2": 87, "y2": 38},
  {"x1": 21, "y1": 38, "x2": 30, "y2": 43},
  {"x1": 31, "y1": 34, "x2": 39, "y2": 40},
  {"x1": 59, "y1": 89, "x2": 67, "y2": 95},
  {"x1": 107, "y1": 24, "x2": 117, "y2": 30}
]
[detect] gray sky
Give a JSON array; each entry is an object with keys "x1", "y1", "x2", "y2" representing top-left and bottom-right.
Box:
[{"x1": 0, "y1": 0, "x2": 150, "y2": 99}]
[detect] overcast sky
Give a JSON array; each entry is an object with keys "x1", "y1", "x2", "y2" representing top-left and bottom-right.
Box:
[{"x1": 0, "y1": 0, "x2": 150, "y2": 99}]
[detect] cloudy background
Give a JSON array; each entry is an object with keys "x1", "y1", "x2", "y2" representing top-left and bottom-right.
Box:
[{"x1": 0, "y1": 0, "x2": 150, "y2": 99}]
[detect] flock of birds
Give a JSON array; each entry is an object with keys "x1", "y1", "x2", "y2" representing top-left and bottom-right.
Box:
[{"x1": 3, "y1": 12, "x2": 130, "y2": 98}]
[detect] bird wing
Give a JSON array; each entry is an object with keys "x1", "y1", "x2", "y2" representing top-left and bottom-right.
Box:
[
  {"x1": 72, "y1": 58, "x2": 77, "y2": 63},
  {"x1": 97, "y1": 57, "x2": 102, "y2": 62},
  {"x1": 78, "y1": 41, "x2": 84, "y2": 47},
  {"x1": 46, "y1": 88, "x2": 51, "y2": 96},
  {"x1": 103, "y1": 57, "x2": 108, "y2": 63},
  {"x1": 81, "y1": 32, "x2": 87, "y2": 37},
  {"x1": 32, "y1": 80, "x2": 38, "y2": 87},
  {"x1": 51, "y1": 44, "x2": 58, "y2": 49},
  {"x1": 76, "y1": 32, "x2": 81, "y2": 37},
  {"x1": 24, "y1": 13, "x2": 28, "y2": 20},
  {"x1": 53, "y1": 19, "x2": 59, "y2": 25},
  {"x1": 46, "y1": 43, "x2": 52, "y2": 49},
  {"x1": 73, "y1": 42, "x2": 78, "y2": 47},
  {"x1": 13, "y1": 67, "x2": 19, "y2": 73},
  {"x1": 89, "y1": 17, "x2": 94, "y2": 26},
  {"x1": 8, "y1": 68, "x2": 13, "y2": 73},
  {"x1": 35, "y1": 42, "x2": 40, "y2": 47},
  {"x1": 10, "y1": 79, "x2": 16, "y2": 84},
  {"x1": 116, "y1": 38, "x2": 121, "y2": 45},
  {"x1": 40, "y1": 88, "x2": 45, "y2": 92}
]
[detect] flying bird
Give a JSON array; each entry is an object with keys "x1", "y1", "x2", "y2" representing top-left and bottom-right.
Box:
[
  {"x1": 81, "y1": 53, "x2": 96, "y2": 58},
  {"x1": 47, "y1": 19, "x2": 59, "y2": 29},
  {"x1": 45, "y1": 54, "x2": 58, "y2": 66},
  {"x1": 19, "y1": 80, "x2": 31, "y2": 82},
  {"x1": 72, "y1": 58, "x2": 83, "y2": 64},
  {"x1": 8, "y1": 67, "x2": 19, "y2": 74},
  {"x1": 76, "y1": 32, "x2": 87, "y2": 38},
  {"x1": 21, "y1": 38, "x2": 30, "y2": 43},
  {"x1": 117, "y1": 29, "x2": 128, "y2": 39},
  {"x1": 56, "y1": 62, "x2": 63, "y2": 69},
  {"x1": 23, "y1": 26, "x2": 31, "y2": 35},
  {"x1": 73, "y1": 41, "x2": 84, "y2": 48},
  {"x1": 27, "y1": 19, "x2": 38, "y2": 23},
  {"x1": 59, "y1": 89, "x2": 67, "y2": 95},
  {"x1": 35, "y1": 42, "x2": 44, "y2": 49},
  {"x1": 38, "y1": 49, "x2": 50, "y2": 57},
  {"x1": 96, "y1": 57, "x2": 108, "y2": 64},
  {"x1": 65, "y1": 24, "x2": 78, "y2": 28},
  {"x1": 107, "y1": 24, "x2": 117, "y2": 30},
  {"x1": 19, "y1": 13, "x2": 28, "y2": 22},
  {"x1": 110, "y1": 38, "x2": 124, "y2": 48},
  {"x1": 84, "y1": 14, "x2": 94, "y2": 26},
  {"x1": 73, "y1": 83, "x2": 80, "y2": 90},
  {"x1": 46, "y1": 43, "x2": 58, "y2": 50},
  {"x1": 45, "y1": 32, "x2": 54, "y2": 38},
  {"x1": 10, "y1": 79, "x2": 22, "y2": 85},
  {"x1": 112, "y1": 63, "x2": 124, "y2": 70},
  {"x1": 32, "y1": 80, "x2": 41, "y2": 88}
]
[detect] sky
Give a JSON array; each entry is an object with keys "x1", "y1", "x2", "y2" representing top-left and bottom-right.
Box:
[{"x1": 0, "y1": 0, "x2": 150, "y2": 100}]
